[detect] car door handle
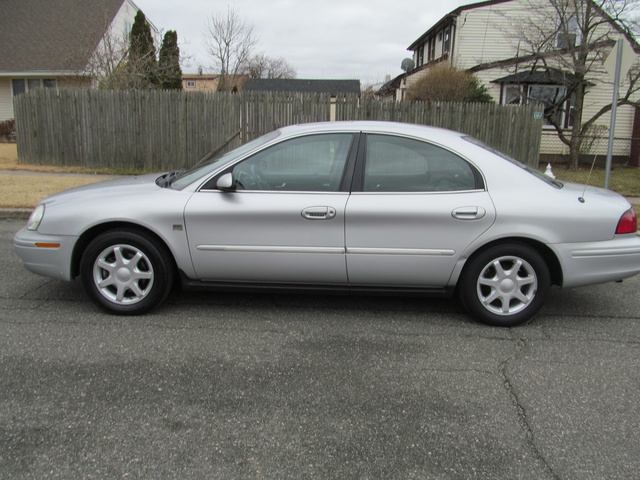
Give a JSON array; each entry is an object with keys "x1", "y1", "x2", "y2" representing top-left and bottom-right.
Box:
[
  {"x1": 301, "y1": 206, "x2": 337, "y2": 220},
  {"x1": 451, "y1": 207, "x2": 486, "y2": 220}
]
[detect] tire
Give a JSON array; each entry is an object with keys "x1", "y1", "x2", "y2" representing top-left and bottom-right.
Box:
[
  {"x1": 80, "y1": 229, "x2": 174, "y2": 315},
  {"x1": 459, "y1": 243, "x2": 550, "y2": 327}
]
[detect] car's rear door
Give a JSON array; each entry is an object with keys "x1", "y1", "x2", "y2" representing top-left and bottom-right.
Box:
[
  {"x1": 345, "y1": 133, "x2": 496, "y2": 288},
  {"x1": 184, "y1": 133, "x2": 357, "y2": 285}
]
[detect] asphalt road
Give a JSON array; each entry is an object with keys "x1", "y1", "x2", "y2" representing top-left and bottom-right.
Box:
[{"x1": 1, "y1": 219, "x2": 639, "y2": 479}]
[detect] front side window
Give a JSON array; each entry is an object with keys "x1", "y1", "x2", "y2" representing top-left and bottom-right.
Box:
[
  {"x1": 363, "y1": 135, "x2": 479, "y2": 192},
  {"x1": 232, "y1": 133, "x2": 354, "y2": 192}
]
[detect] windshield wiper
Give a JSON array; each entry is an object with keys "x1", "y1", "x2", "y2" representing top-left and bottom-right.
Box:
[{"x1": 156, "y1": 169, "x2": 185, "y2": 188}]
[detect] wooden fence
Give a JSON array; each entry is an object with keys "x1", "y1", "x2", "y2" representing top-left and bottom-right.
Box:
[{"x1": 14, "y1": 89, "x2": 543, "y2": 171}]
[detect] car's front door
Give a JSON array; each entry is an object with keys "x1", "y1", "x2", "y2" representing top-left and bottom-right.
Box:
[
  {"x1": 184, "y1": 133, "x2": 356, "y2": 285},
  {"x1": 345, "y1": 134, "x2": 496, "y2": 288}
]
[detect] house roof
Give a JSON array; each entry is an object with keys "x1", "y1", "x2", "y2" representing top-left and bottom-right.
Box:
[
  {"x1": 0, "y1": 0, "x2": 126, "y2": 73},
  {"x1": 376, "y1": 73, "x2": 405, "y2": 97},
  {"x1": 407, "y1": 0, "x2": 512, "y2": 51},
  {"x1": 492, "y1": 69, "x2": 596, "y2": 86},
  {"x1": 243, "y1": 79, "x2": 361, "y2": 96},
  {"x1": 182, "y1": 74, "x2": 220, "y2": 80}
]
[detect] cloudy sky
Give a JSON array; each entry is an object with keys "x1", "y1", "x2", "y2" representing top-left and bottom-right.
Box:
[{"x1": 133, "y1": 0, "x2": 466, "y2": 86}]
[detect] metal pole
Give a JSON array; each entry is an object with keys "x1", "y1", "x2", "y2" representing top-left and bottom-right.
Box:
[{"x1": 605, "y1": 39, "x2": 623, "y2": 190}]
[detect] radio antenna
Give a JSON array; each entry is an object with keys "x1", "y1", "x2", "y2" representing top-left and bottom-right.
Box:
[
  {"x1": 578, "y1": 154, "x2": 598, "y2": 203},
  {"x1": 578, "y1": 127, "x2": 607, "y2": 203}
]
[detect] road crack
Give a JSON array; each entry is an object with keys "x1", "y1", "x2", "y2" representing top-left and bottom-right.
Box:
[{"x1": 500, "y1": 329, "x2": 561, "y2": 480}]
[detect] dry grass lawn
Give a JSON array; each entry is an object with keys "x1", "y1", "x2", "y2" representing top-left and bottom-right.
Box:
[
  {"x1": 0, "y1": 143, "x2": 108, "y2": 173},
  {"x1": 0, "y1": 175, "x2": 112, "y2": 208},
  {"x1": 0, "y1": 143, "x2": 118, "y2": 208}
]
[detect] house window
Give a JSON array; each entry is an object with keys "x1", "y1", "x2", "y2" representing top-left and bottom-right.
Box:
[
  {"x1": 12, "y1": 78, "x2": 56, "y2": 96},
  {"x1": 557, "y1": 13, "x2": 579, "y2": 48},
  {"x1": 443, "y1": 27, "x2": 451, "y2": 53},
  {"x1": 417, "y1": 45, "x2": 424, "y2": 66},
  {"x1": 503, "y1": 85, "x2": 524, "y2": 105},
  {"x1": 428, "y1": 38, "x2": 436, "y2": 61},
  {"x1": 529, "y1": 85, "x2": 567, "y2": 126},
  {"x1": 186, "y1": 80, "x2": 196, "y2": 88},
  {"x1": 11, "y1": 79, "x2": 25, "y2": 96},
  {"x1": 502, "y1": 84, "x2": 574, "y2": 128}
]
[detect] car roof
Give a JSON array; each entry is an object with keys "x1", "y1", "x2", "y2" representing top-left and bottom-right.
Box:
[{"x1": 276, "y1": 121, "x2": 465, "y2": 142}]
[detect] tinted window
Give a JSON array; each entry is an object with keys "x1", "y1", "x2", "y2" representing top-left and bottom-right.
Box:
[
  {"x1": 364, "y1": 135, "x2": 478, "y2": 192},
  {"x1": 233, "y1": 134, "x2": 353, "y2": 192},
  {"x1": 462, "y1": 136, "x2": 562, "y2": 189}
]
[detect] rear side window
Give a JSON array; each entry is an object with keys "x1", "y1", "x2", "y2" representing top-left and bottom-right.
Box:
[{"x1": 363, "y1": 134, "x2": 480, "y2": 192}]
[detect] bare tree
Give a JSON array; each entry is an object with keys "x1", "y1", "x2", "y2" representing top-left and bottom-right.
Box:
[
  {"x1": 244, "y1": 53, "x2": 297, "y2": 79},
  {"x1": 504, "y1": 0, "x2": 640, "y2": 169},
  {"x1": 84, "y1": 27, "x2": 130, "y2": 89},
  {"x1": 203, "y1": 7, "x2": 257, "y2": 91},
  {"x1": 68, "y1": 12, "x2": 185, "y2": 91}
]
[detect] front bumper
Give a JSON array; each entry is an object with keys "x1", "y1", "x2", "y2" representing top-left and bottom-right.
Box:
[
  {"x1": 14, "y1": 228, "x2": 77, "y2": 281},
  {"x1": 551, "y1": 234, "x2": 640, "y2": 287}
]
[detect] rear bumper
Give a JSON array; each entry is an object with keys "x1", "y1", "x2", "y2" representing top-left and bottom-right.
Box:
[
  {"x1": 551, "y1": 234, "x2": 640, "y2": 287},
  {"x1": 13, "y1": 228, "x2": 76, "y2": 281}
]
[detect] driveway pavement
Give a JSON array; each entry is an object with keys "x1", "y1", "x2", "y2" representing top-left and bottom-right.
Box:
[{"x1": 1, "y1": 219, "x2": 639, "y2": 479}]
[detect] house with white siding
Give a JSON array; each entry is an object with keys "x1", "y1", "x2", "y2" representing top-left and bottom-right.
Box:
[
  {"x1": 0, "y1": 0, "x2": 154, "y2": 122},
  {"x1": 383, "y1": 0, "x2": 640, "y2": 165}
]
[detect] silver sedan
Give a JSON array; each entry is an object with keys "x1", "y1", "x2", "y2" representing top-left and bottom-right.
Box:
[{"x1": 14, "y1": 121, "x2": 640, "y2": 326}]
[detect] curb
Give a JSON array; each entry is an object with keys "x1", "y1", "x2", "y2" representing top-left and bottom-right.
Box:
[{"x1": 0, "y1": 208, "x2": 32, "y2": 220}]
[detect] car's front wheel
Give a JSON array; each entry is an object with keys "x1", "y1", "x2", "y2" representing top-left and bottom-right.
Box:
[
  {"x1": 80, "y1": 229, "x2": 173, "y2": 315},
  {"x1": 459, "y1": 243, "x2": 550, "y2": 327}
]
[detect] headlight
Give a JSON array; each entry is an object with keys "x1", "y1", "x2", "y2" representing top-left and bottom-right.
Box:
[{"x1": 27, "y1": 204, "x2": 45, "y2": 231}]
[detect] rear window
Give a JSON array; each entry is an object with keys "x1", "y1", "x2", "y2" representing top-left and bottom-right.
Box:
[{"x1": 463, "y1": 136, "x2": 563, "y2": 189}]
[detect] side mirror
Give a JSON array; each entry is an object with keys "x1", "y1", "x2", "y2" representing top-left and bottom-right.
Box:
[{"x1": 216, "y1": 172, "x2": 235, "y2": 191}]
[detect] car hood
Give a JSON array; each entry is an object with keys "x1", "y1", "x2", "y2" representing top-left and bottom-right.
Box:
[{"x1": 40, "y1": 173, "x2": 162, "y2": 207}]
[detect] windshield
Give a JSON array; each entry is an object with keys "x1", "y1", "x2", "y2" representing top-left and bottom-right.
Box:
[
  {"x1": 169, "y1": 130, "x2": 281, "y2": 189},
  {"x1": 462, "y1": 136, "x2": 563, "y2": 189}
]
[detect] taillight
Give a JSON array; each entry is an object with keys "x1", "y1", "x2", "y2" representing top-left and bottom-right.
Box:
[{"x1": 616, "y1": 208, "x2": 637, "y2": 234}]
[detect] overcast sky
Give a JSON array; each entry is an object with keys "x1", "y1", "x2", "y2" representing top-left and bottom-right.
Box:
[{"x1": 133, "y1": 0, "x2": 466, "y2": 86}]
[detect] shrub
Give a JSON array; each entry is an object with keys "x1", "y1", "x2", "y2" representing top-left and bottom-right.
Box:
[
  {"x1": 0, "y1": 119, "x2": 16, "y2": 142},
  {"x1": 406, "y1": 65, "x2": 494, "y2": 103}
]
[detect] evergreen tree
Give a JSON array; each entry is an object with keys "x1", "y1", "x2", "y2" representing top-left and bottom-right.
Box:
[
  {"x1": 129, "y1": 10, "x2": 158, "y2": 88},
  {"x1": 158, "y1": 31, "x2": 183, "y2": 90}
]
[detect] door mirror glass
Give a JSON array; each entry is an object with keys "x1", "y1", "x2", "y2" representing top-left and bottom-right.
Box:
[{"x1": 216, "y1": 172, "x2": 235, "y2": 191}]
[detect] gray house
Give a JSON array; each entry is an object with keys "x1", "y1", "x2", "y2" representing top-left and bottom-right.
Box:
[{"x1": 0, "y1": 0, "x2": 150, "y2": 121}]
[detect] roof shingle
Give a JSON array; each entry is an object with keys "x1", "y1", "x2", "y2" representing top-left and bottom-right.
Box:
[
  {"x1": 243, "y1": 78, "x2": 361, "y2": 96},
  {"x1": 0, "y1": 0, "x2": 125, "y2": 73}
]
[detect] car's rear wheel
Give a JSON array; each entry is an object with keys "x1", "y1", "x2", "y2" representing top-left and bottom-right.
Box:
[
  {"x1": 459, "y1": 243, "x2": 550, "y2": 327},
  {"x1": 80, "y1": 229, "x2": 173, "y2": 315}
]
